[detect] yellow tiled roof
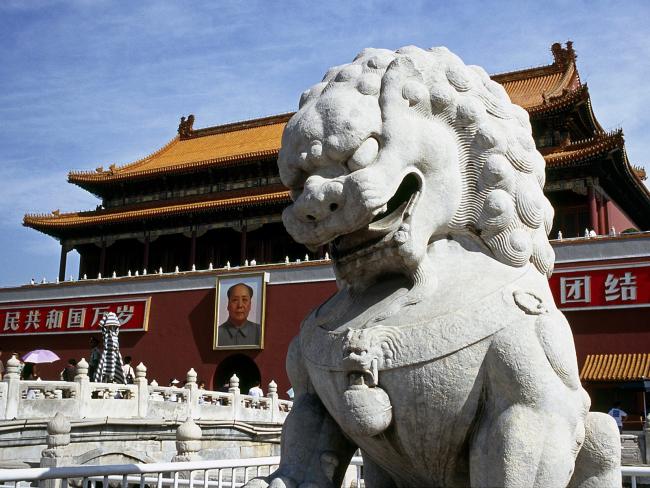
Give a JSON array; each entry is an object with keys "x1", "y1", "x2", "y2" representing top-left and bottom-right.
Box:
[
  {"x1": 68, "y1": 50, "x2": 581, "y2": 186},
  {"x1": 580, "y1": 353, "x2": 650, "y2": 381},
  {"x1": 543, "y1": 131, "x2": 624, "y2": 167},
  {"x1": 493, "y1": 61, "x2": 578, "y2": 109},
  {"x1": 24, "y1": 186, "x2": 291, "y2": 230},
  {"x1": 69, "y1": 114, "x2": 290, "y2": 184}
]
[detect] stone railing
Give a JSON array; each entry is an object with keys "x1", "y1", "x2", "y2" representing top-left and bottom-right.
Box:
[{"x1": 0, "y1": 356, "x2": 291, "y2": 424}]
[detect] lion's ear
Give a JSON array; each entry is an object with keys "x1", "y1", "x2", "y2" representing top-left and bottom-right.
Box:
[{"x1": 379, "y1": 56, "x2": 431, "y2": 120}]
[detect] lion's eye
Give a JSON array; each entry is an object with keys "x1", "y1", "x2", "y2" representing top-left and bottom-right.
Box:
[{"x1": 347, "y1": 137, "x2": 379, "y2": 172}]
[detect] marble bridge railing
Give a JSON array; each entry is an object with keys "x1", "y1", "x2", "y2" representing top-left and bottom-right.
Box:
[{"x1": 0, "y1": 356, "x2": 291, "y2": 424}]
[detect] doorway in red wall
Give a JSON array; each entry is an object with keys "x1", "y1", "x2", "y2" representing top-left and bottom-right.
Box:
[{"x1": 214, "y1": 354, "x2": 261, "y2": 394}]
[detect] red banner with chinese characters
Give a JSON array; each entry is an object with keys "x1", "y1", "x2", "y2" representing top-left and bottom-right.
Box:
[
  {"x1": 549, "y1": 264, "x2": 650, "y2": 311},
  {"x1": 0, "y1": 297, "x2": 150, "y2": 336}
]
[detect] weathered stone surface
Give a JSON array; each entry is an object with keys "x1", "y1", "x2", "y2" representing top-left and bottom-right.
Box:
[
  {"x1": 621, "y1": 434, "x2": 643, "y2": 465},
  {"x1": 246, "y1": 46, "x2": 621, "y2": 487},
  {"x1": 0, "y1": 369, "x2": 290, "y2": 425},
  {"x1": 0, "y1": 419, "x2": 282, "y2": 466},
  {"x1": 172, "y1": 418, "x2": 202, "y2": 462}
]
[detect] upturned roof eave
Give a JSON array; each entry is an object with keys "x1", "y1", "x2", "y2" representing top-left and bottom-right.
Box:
[
  {"x1": 68, "y1": 148, "x2": 282, "y2": 186},
  {"x1": 544, "y1": 130, "x2": 625, "y2": 166},
  {"x1": 66, "y1": 113, "x2": 294, "y2": 193},
  {"x1": 63, "y1": 47, "x2": 578, "y2": 191},
  {"x1": 491, "y1": 62, "x2": 563, "y2": 84},
  {"x1": 23, "y1": 187, "x2": 292, "y2": 235},
  {"x1": 529, "y1": 86, "x2": 605, "y2": 138},
  {"x1": 545, "y1": 136, "x2": 650, "y2": 229}
]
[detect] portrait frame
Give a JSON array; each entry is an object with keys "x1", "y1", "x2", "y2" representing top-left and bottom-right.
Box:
[{"x1": 213, "y1": 272, "x2": 267, "y2": 350}]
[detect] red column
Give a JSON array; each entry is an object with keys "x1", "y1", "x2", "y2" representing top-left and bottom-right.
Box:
[
  {"x1": 599, "y1": 196, "x2": 608, "y2": 235},
  {"x1": 58, "y1": 244, "x2": 68, "y2": 282},
  {"x1": 588, "y1": 185, "x2": 599, "y2": 235}
]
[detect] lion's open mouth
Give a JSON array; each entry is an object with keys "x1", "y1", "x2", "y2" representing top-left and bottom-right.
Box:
[{"x1": 332, "y1": 173, "x2": 420, "y2": 262}]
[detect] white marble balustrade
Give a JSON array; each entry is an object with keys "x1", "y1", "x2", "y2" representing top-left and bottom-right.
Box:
[{"x1": 0, "y1": 356, "x2": 291, "y2": 424}]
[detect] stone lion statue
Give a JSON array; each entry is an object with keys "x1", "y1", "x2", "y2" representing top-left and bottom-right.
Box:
[{"x1": 249, "y1": 46, "x2": 621, "y2": 487}]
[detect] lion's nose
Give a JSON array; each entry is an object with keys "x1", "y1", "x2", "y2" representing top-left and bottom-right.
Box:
[{"x1": 294, "y1": 176, "x2": 345, "y2": 223}]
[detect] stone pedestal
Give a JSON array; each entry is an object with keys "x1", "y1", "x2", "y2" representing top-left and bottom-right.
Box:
[
  {"x1": 2, "y1": 355, "x2": 21, "y2": 419},
  {"x1": 229, "y1": 374, "x2": 241, "y2": 421},
  {"x1": 40, "y1": 412, "x2": 72, "y2": 488},
  {"x1": 135, "y1": 362, "x2": 149, "y2": 417},
  {"x1": 74, "y1": 359, "x2": 90, "y2": 418},
  {"x1": 185, "y1": 368, "x2": 198, "y2": 418},
  {"x1": 172, "y1": 418, "x2": 202, "y2": 462},
  {"x1": 621, "y1": 434, "x2": 643, "y2": 465},
  {"x1": 172, "y1": 418, "x2": 203, "y2": 480}
]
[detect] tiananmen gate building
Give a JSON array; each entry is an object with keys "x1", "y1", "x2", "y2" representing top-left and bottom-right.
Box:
[{"x1": 1, "y1": 42, "x2": 649, "y2": 425}]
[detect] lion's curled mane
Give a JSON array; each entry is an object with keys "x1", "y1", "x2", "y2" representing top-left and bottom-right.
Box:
[{"x1": 298, "y1": 45, "x2": 555, "y2": 277}]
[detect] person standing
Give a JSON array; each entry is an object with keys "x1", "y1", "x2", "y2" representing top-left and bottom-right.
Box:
[
  {"x1": 248, "y1": 380, "x2": 263, "y2": 398},
  {"x1": 61, "y1": 359, "x2": 77, "y2": 382},
  {"x1": 0, "y1": 349, "x2": 5, "y2": 380},
  {"x1": 168, "y1": 378, "x2": 180, "y2": 402},
  {"x1": 94, "y1": 313, "x2": 126, "y2": 384},
  {"x1": 122, "y1": 356, "x2": 135, "y2": 384},
  {"x1": 61, "y1": 359, "x2": 77, "y2": 398},
  {"x1": 608, "y1": 401, "x2": 627, "y2": 434},
  {"x1": 88, "y1": 337, "x2": 101, "y2": 381},
  {"x1": 21, "y1": 362, "x2": 37, "y2": 380}
]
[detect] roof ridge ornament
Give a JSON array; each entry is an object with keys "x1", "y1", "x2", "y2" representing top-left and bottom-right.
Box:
[
  {"x1": 551, "y1": 41, "x2": 576, "y2": 68},
  {"x1": 178, "y1": 114, "x2": 195, "y2": 139},
  {"x1": 633, "y1": 165, "x2": 647, "y2": 181}
]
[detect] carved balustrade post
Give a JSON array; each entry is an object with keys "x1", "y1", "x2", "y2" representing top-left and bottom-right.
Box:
[
  {"x1": 268, "y1": 380, "x2": 279, "y2": 423},
  {"x1": 185, "y1": 368, "x2": 198, "y2": 419},
  {"x1": 74, "y1": 358, "x2": 90, "y2": 418},
  {"x1": 135, "y1": 362, "x2": 149, "y2": 418},
  {"x1": 171, "y1": 418, "x2": 203, "y2": 480},
  {"x1": 3, "y1": 355, "x2": 21, "y2": 419},
  {"x1": 39, "y1": 412, "x2": 73, "y2": 488},
  {"x1": 229, "y1": 374, "x2": 241, "y2": 421},
  {"x1": 172, "y1": 418, "x2": 202, "y2": 462}
]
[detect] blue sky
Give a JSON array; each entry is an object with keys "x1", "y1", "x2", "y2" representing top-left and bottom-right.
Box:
[{"x1": 1, "y1": 0, "x2": 649, "y2": 287}]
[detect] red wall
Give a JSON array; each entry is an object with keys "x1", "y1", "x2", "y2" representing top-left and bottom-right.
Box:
[
  {"x1": 568, "y1": 308, "x2": 650, "y2": 367},
  {"x1": 607, "y1": 200, "x2": 637, "y2": 232},
  {"x1": 2, "y1": 279, "x2": 648, "y2": 393},
  {"x1": 0, "y1": 281, "x2": 337, "y2": 397}
]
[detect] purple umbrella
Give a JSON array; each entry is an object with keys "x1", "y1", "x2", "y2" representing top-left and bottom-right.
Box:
[{"x1": 22, "y1": 349, "x2": 60, "y2": 364}]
